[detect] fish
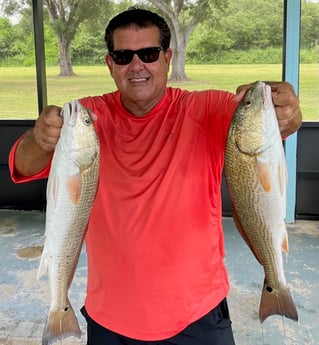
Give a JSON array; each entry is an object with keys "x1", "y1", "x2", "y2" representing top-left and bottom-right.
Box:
[
  {"x1": 224, "y1": 80, "x2": 298, "y2": 322},
  {"x1": 37, "y1": 100, "x2": 100, "y2": 345}
]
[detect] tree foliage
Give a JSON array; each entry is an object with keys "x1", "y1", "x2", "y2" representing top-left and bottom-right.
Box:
[
  {"x1": 0, "y1": 0, "x2": 318, "y2": 73},
  {"x1": 187, "y1": 0, "x2": 284, "y2": 62},
  {"x1": 0, "y1": 17, "x2": 19, "y2": 59},
  {"x1": 1, "y1": 0, "x2": 114, "y2": 75},
  {"x1": 300, "y1": 1, "x2": 319, "y2": 48}
]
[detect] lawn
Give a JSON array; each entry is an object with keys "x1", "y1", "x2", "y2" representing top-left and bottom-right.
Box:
[{"x1": 0, "y1": 64, "x2": 318, "y2": 120}]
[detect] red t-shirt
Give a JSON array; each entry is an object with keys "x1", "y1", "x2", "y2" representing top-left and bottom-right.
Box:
[{"x1": 9, "y1": 87, "x2": 237, "y2": 340}]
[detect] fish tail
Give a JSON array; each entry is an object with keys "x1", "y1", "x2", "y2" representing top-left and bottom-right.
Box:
[
  {"x1": 42, "y1": 303, "x2": 81, "y2": 345},
  {"x1": 259, "y1": 282, "x2": 298, "y2": 322}
]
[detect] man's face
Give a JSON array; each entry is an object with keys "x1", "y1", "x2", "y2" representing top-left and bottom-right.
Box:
[{"x1": 105, "y1": 25, "x2": 172, "y2": 116}]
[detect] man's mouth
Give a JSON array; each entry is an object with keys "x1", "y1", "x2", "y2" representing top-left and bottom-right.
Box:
[{"x1": 129, "y1": 77, "x2": 150, "y2": 83}]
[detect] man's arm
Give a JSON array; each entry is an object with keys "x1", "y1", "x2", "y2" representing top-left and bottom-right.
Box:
[
  {"x1": 235, "y1": 81, "x2": 302, "y2": 138},
  {"x1": 14, "y1": 105, "x2": 62, "y2": 177}
]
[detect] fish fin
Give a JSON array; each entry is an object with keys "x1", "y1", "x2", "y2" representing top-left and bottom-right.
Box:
[
  {"x1": 67, "y1": 173, "x2": 82, "y2": 205},
  {"x1": 278, "y1": 152, "x2": 288, "y2": 213},
  {"x1": 259, "y1": 280, "x2": 298, "y2": 322},
  {"x1": 46, "y1": 173, "x2": 59, "y2": 210},
  {"x1": 282, "y1": 231, "x2": 289, "y2": 255},
  {"x1": 42, "y1": 302, "x2": 81, "y2": 345},
  {"x1": 256, "y1": 157, "x2": 272, "y2": 192},
  {"x1": 37, "y1": 252, "x2": 48, "y2": 280},
  {"x1": 278, "y1": 161, "x2": 286, "y2": 196},
  {"x1": 231, "y1": 205, "x2": 263, "y2": 265}
]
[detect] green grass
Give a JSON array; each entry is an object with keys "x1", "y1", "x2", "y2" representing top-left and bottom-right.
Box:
[{"x1": 0, "y1": 64, "x2": 318, "y2": 120}]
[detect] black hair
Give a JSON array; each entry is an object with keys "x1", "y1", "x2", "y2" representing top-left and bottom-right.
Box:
[{"x1": 104, "y1": 7, "x2": 171, "y2": 52}]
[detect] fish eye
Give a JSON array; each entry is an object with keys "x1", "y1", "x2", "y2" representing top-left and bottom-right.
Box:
[
  {"x1": 244, "y1": 100, "x2": 252, "y2": 108},
  {"x1": 83, "y1": 115, "x2": 91, "y2": 126}
]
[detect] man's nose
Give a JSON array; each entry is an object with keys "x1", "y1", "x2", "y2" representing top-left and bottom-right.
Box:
[{"x1": 130, "y1": 53, "x2": 144, "y2": 68}]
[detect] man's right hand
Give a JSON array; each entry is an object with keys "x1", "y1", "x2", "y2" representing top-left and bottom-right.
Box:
[
  {"x1": 33, "y1": 105, "x2": 63, "y2": 152},
  {"x1": 14, "y1": 105, "x2": 62, "y2": 177}
]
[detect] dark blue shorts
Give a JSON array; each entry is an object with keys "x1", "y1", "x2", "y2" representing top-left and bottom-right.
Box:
[{"x1": 81, "y1": 298, "x2": 236, "y2": 345}]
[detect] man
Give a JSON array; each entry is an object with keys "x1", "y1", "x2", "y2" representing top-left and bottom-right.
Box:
[{"x1": 9, "y1": 7, "x2": 302, "y2": 345}]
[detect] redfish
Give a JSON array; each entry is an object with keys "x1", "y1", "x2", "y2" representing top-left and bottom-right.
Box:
[
  {"x1": 37, "y1": 100, "x2": 99, "y2": 344},
  {"x1": 224, "y1": 81, "x2": 298, "y2": 322}
]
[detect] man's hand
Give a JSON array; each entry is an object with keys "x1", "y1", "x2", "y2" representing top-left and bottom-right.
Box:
[
  {"x1": 234, "y1": 81, "x2": 302, "y2": 138},
  {"x1": 14, "y1": 105, "x2": 62, "y2": 176},
  {"x1": 33, "y1": 105, "x2": 63, "y2": 152}
]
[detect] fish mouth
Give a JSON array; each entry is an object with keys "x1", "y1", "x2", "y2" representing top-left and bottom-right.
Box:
[
  {"x1": 61, "y1": 101, "x2": 80, "y2": 126},
  {"x1": 261, "y1": 83, "x2": 273, "y2": 111}
]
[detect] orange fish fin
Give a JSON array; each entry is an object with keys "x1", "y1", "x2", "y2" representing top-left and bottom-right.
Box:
[
  {"x1": 42, "y1": 302, "x2": 81, "y2": 344},
  {"x1": 259, "y1": 280, "x2": 298, "y2": 322},
  {"x1": 256, "y1": 157, "x2": 272, "y2": 192},
  {"x1": 231, "y1": 205, "x2": 263, "y2": 265},
  {"x1": 282, "y1": 231, "x2": 289, "y2": 255},
  {"x1": 67, "y1": 173, "x2": 82, "y2": 205}
]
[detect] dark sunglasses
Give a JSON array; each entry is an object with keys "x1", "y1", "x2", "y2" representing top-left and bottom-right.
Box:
[{"x1": 109, "y1": 47, "x2": 163, "y2": 65}]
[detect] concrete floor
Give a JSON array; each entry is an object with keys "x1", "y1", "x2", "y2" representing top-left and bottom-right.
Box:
[{"x1": 0, "y1": 209, "x2": 318, "y2": 345}]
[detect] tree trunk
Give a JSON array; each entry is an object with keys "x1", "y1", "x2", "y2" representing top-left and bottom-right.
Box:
[
  {"x1": 169, "y1": 28, "x2": 190, "y2": 81},
  {"x1": 58, "y1": 36, "x2": 76, "y2": 77},
  {"x1": 170, "y1": 45, "x2": 188, "y2": 81}
]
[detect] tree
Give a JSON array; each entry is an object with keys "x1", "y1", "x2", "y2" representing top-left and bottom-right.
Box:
[
  {"x1": 43, "y1": 0, "x2": 112, "y2": 76},
  {"x1": 218, "y1": 0, "x2": 283, "y2": 50},
  {"x1": 187, "y1": 0, "x2": 283, "y2": 62},
  {"x1": 71, "y1": 0, "x2": 132, "y2": 65},
  {"x1": 0, "y1": 12, "x2": 37, "y2": 65},
  {"x1": 1, "y1": 0, "x2": 113, "y2": 75},
  {"x1": 0, "y1": 17, "x2": 18, "y2": 60},
  {"x1": 142, "y1": 0, "x2": 228, "y2": 81},
  {"x1": 301, "y1": 1, "x2": 319, "y2": 48}
]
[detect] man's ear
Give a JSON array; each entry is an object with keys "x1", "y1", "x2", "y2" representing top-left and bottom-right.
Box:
[
  {"x1": 164, "y1": 48, "x2": 173, "y2": 72},
  {"x1": 105, "y1": 55, "x2": 114, "y2": 77}
]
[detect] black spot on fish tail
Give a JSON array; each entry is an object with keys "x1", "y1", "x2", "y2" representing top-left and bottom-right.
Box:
[
  {"x1": 266, "y1": 286, "x2": 273, "y2": 293},
  {"x1": 259, "y1": 281, "x2": 298, "y2": 323},
  {"x1": 42, "y1": 302, "x2": 81, "y2": 345}
]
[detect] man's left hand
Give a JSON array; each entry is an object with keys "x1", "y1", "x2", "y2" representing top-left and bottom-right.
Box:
[{"x1": 235, "y1": 81, "x2": 302, "y2": 138}]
